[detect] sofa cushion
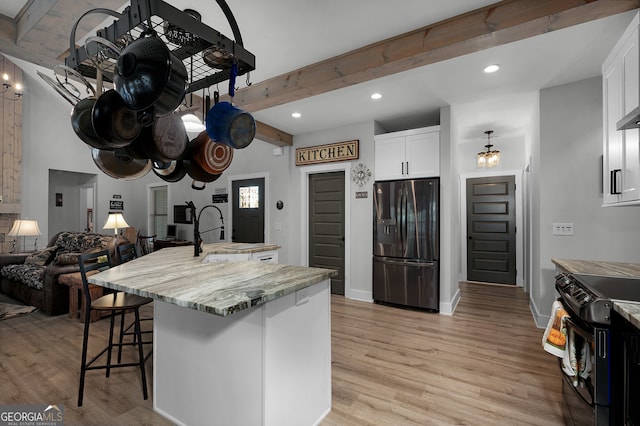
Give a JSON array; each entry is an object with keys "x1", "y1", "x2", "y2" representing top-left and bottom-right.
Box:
[
  {"x1": 53, "y1": 233, "x2": 114, "y2": 265},
  {"x1": 1, "y1": 264, "x2": 45, "y2": 290},
  {"x1": 24, "y1": 246, "x2": 57, "y2": 266}
]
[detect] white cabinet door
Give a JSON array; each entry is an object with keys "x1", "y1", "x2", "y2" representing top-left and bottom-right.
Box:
[
  {"x1": 622, "y1": 26, "x2": 640, "y2": 118},
  {"x1": 603, "y1": 56, "x2": 623, "y2": 204},
  {"x1": 374, "y1": 136, "x2": 406, "y2": 180},
  {"x1": 406, "y1": 131, "x2": 439, "y2": 178},
  {"x1": 603, "y1": 14, "x2": 640, "y2": 205}
]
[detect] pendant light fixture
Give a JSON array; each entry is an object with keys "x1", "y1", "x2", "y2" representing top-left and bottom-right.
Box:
[{"x1": 477, "y1": 130, "x2": 500, "y2": 168}]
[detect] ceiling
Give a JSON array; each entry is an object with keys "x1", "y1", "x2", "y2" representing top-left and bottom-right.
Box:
[{"x1": 0, "y1": 0, "x2": 637, "y2": 144}]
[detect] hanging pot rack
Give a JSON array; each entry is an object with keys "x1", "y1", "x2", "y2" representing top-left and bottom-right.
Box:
[{"x1": 63, "y1": 0, "x2": 255, "y2": 95}]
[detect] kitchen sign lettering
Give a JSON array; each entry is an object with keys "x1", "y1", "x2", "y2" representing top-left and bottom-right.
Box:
[{"x1": 295, "y1": 140, "x2": 359, "y2": 166}]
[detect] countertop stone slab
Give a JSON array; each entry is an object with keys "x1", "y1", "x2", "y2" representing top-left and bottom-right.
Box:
[
  {"x1": 89, "y1": 243, "x2": 335, "y2": 317},
  {"x1": 203, "y1": 242, "x2": 281, "y2": 254},
  {"x1": 552, "y1": 258, "x2": 640, "y2": 329},
  {"x1": 613, "y1": 302, "x2": 640, "y2": 330},
  {"x1": 551, "y1": 258, "x2": 640, "y2": 278}
]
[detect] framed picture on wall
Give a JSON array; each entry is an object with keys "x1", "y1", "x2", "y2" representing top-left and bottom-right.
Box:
[{"x1": 110, "y1": 200, "x2": 124, "y2": 210}]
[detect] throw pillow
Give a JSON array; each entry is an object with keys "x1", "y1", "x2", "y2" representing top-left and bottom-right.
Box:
[{"x1": 24, "y1": 246, "x2": 57, "y2": 266}]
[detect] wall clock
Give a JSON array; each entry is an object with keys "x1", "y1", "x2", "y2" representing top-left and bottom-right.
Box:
[{"x1": 351, "y1": 163, "x2": 371, "y2": 188}]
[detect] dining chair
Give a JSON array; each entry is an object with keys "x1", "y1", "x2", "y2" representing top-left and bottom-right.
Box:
[{"x1": 77, "y1": 249, "x2": 153, "y2": 407}]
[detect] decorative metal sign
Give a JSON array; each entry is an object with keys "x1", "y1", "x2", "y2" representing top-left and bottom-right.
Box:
[
  {"x1": 109, "y1": 200, "x2": 123, "y2": 210},
  {"x1": 355, "y1": 191, "x2": 368, "y2": 199},
  {"x1": 295, "y1": 140, "x2": 359, "y2": 166}
]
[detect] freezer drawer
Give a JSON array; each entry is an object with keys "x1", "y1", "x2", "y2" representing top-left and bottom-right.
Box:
[{"x1": 373, "y1": 256, "x2": 439, "y2": 311}]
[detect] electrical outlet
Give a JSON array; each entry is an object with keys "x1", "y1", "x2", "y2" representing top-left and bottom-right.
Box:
[
  {"x1": 553, "y1": 223, "x2": 574, "y2": 236},
  {"x1": 274, "y1": 221, "x2": 282, "y2": 231}
]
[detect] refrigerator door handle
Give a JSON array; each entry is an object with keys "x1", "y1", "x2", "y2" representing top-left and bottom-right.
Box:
[{"x1": 379, "y1": 257, "x2": 436, "y2": 267}]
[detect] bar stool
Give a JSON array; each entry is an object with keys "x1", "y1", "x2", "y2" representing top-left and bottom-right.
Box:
[
  {"x1": 77, "y1": 249, "x2": 153, "y2": 407},
  {"x1": 116, "y1": 243, "x2": 153, "y2": 363}
]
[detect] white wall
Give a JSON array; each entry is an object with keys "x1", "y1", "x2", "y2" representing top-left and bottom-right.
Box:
[
  {"x1": 291, "y1": 121, "x2": 375, "y2": 299},
  {"x1": 532, "y1": 77, "x2": 640, "y2": 326}
]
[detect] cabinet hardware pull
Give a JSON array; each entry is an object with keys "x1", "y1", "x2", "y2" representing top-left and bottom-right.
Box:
[
  {"x1": 406, "y1": 161, "x2": 409, "y2": 175},
  {"x1": 401, "y1": 162, "x2": 404, "y2": 175},
  {"x1": 611, "y1": 169, "x2": 622, "y2": 195}
]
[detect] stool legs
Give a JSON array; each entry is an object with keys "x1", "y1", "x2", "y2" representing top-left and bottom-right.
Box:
[
  {"x1": 78, "y1": 305, "x2": 92, "y2": 406},
  {"x1": 134, "y1": 308, "x2": 149, "y2": 401},
  {"x1": 77, "y1": 307, "x2": 149, "y2": 407}
]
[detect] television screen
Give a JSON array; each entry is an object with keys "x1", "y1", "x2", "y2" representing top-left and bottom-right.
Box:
[{"x1": 174, "y1": 205, "x2": 192, "y2": 224}]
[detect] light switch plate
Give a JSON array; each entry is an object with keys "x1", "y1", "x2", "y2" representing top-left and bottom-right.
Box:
[
  {"x1": 274, "y1": 221, "x2": 282, "y2": 231},
  {"x1": 553, "y1": 223, "x2": 574, "y2": 236}
]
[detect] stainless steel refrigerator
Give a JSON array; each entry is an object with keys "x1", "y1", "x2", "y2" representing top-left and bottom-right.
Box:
[{"x1": 373, "y1": 178, "x2": 439, "y2": 311}]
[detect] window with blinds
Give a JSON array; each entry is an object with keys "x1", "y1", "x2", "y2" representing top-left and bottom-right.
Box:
[{"x1": 150, "y1": 186, "x2": 168, "y2": 239}]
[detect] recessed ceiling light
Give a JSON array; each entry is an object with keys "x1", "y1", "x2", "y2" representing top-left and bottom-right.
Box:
[
  {"x1": 291, "y1": 112, "x2": 301, "y2": 118},
  {"x1": 371, "y1": 93, "x2": 382, "y2": 100},
  {"x1": 483, "y1": 64, "x2": 500, "y2": 73}
]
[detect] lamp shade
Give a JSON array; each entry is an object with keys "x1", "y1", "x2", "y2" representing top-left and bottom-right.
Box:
[
  {"x1": 7, "y1": 219, "x2": 42, "y2": 237},
  {"x1": 103, "y1": 212, "x2": 129, "y2": 234}
]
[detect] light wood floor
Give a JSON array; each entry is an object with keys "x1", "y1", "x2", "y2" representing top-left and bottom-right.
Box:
[{"x1": 0, "y1": 282, "x2": 563, "y2": 425}]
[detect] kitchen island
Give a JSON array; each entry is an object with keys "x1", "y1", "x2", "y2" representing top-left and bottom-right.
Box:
[{"x1": 89, "y1": 243, "x2": 337, "y2": 426}]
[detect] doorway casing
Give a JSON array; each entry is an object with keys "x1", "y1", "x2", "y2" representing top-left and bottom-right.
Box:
[{"x1": 300, "y1": 163, "x2": 352, "y2": 299}]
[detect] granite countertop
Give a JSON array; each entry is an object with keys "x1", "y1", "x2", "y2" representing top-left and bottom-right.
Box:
[
  {"x1": 551, "y1": 258, "x2": 640, "y2": 278},
  {"x1": 89, "y1": 245, "x2": 335, "y2": 317},
  {"x1": 552, "y1": 258, "x2": 640, "y2": 330},
  {"x1": 613, "y1": 302, "x2": 640, "y2": 330},
  {"x1": 202, "y1": 242, "x2": 280, "y2": 254}
]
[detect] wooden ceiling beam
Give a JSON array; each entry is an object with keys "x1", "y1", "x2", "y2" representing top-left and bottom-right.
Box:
[{"x1": 224, "y1": 0, "x2": 640, "y2": 112}]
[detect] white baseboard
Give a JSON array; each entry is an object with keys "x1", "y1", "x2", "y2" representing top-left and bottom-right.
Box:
[
  {"x1": 529, "y1": 296, "x2": 550, "y2": 329},
  {"x1": 439, "y1": 287, "x2": 461, "y2": 315},
  {"x1": 348, "y1": 289, "x2": 373, "y2": 303}
]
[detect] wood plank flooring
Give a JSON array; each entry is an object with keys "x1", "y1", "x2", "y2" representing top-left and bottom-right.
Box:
[{"x1": 0, "y1": 282, "x2": 564, "y2": 425}]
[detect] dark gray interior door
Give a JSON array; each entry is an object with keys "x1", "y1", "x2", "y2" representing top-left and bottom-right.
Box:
[
  {"x1": 309, "y1": 171, "x2": 345, "y2": 295},
  {"x1": 466, "y1": 175, "x2": 516, "y2": 284},
  {"x1": 232, "y1": 178, "x2": 265, "y2": 243}
]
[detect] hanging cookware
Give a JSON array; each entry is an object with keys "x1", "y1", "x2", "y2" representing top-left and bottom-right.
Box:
[
  {"x1": 205, "y1": 101, "x2": 256, "y2": 149},
  {"x1": 153, "y1": 160, "x2": 187, "y2": 182},
  {"x1": 123, "y1": 127, "x2": 153, "y2": 159},
  {"x1": 53, "y1": 64, "x2": 96, "y2": 101},
  {"x1": 84, "y1": 36, "x2": 121, "y2": 81},
  {"x1": 69, "y1": 69, "x2": 110, "y2": 149},
  {"x1": 141, "y1": 112, "x2": 188, "y2": 162},
  {"x1": 184, "y1": 156, "x2": 222, "y2": 190},
  {"x1": 113, "y1": 35, "x2": 188, "y2": 117},
  {"x1": 92, "y1": 89, "x2": 142, "y2": 148},
  {"x1": 37, "y1": 70, "x2": 79, "y2": 106},
  {"x1": 71, "y1": 97, "x2": 112, "y2": 149},
  {"x1": 191, "y1": 131, "x2": 234, "y2": 175},
  {"x1": 91, "y1": 147, "x2": 152, "y2": 180}
]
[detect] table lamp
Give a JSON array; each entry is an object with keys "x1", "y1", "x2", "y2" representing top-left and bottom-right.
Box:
[
  {"x1": 103, "y1": 212, "x2": 129, "y2": 235},
  {"x1": 8, "y1": 219, "x2": 42, "y2": 252}
]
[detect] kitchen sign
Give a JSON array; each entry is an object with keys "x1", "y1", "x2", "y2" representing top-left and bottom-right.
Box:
[{"x1": 295, "y1": 140, "x2": 359, "y2": 166}]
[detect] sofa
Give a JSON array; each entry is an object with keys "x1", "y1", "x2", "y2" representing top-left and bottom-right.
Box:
[{"x1": 0, "y1": 231, "x2": 128, "y2": 315}]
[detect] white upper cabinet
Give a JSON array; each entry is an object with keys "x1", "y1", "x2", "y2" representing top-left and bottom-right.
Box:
[
  {"x1": 374, "y1": 126, "x2": 440, "y2": 181},
  {"x1": 602, "y1": 13, "x2": 640, "y2": 205}
]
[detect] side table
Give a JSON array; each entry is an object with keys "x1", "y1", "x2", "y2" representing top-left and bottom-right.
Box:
[{"x1": 58, "y1": 271, "x2": 103, "y2": 322}]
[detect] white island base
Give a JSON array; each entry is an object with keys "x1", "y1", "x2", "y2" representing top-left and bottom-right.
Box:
[{"x1": 153, "y1": 279, "x2": 331, "y2": 426}]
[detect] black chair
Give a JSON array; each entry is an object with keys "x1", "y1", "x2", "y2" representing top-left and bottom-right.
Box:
[
  {"x1": 117, "y1": 242, "x2": 137, "y2": 263},
  {"x1": 77, "y1": 249, "x2": 153, "y2": 407},
  {"x1": 136, "y1": 233, "x2": 156, "y2": 256},
  {"x1": 115, "y1": 243, "x2": 153, "y2": 363}
]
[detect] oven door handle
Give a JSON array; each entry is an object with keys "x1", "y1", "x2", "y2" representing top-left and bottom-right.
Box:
[{"x1": 564, "y1": 317, "x2": 593, "y2": 341}]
